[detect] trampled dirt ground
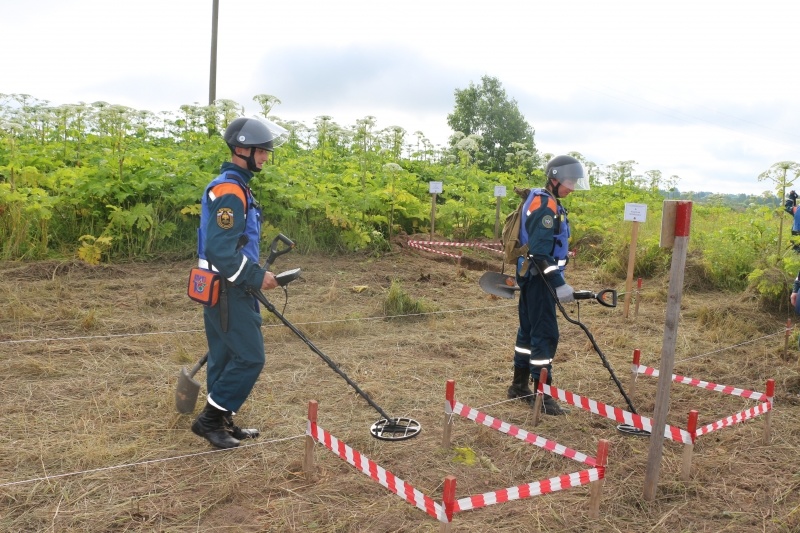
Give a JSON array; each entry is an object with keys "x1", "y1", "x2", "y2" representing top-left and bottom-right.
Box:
[{"x1": 1, "y1": 240, "x2": 799, "y2": 532}]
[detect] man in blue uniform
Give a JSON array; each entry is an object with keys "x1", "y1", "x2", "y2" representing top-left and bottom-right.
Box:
[
  {"x1": 192, "y1": 117, "x2": 285, "y2": 448},
  {"x1": 507, "y1": 155, "x2": 589, "y2": 415},
  {"x1": 784, "y1": 190, "x2": 800, "y2": 252}
]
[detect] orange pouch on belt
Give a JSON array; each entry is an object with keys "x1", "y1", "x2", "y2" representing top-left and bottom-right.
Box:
[{"x1": 187, "y1": 268, "x2": 220, "y2": 306}]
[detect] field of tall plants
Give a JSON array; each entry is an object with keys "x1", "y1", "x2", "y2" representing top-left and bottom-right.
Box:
[{"x1": 1, "y1": 94, "x2": 797, "y2": 305}]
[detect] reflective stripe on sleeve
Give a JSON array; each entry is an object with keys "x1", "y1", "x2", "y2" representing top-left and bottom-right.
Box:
[
  {"x1": 543, "y1": 265, "x2": 559, "y2": 274},
  {"x1": 227, "y1": 256, "x2": 248, "y2": 282}
]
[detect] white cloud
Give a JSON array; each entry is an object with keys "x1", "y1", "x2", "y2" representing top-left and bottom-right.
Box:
[{"x1": 2, "y1": 0, "x2": 798, "y2": 196}]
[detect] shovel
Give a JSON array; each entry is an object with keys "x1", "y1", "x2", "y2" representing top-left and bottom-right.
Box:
[
  {"x1": 175, "y1": 353, "x2": 208, "y2": 414},
  {"x1": 479, "y1": 271, "x2": 617, "y2": 307}
]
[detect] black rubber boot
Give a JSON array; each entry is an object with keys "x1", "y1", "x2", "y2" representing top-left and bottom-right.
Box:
[
  {"x1": 532, "y1": 379, "x2": 569, "y2": 416},
  {"x1": 191, "y1": 402, "x2": 240, "y2": 449},
  {"x1": 507, "y1": 366, "x2": 535, "y2": 406},
  {"x1": 223, "y1": 413, "x2": 260, "y2": 440}
]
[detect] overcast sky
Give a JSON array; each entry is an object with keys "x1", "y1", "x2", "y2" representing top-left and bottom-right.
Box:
[{"x1": 2, "y1": 0, "x2": 798, "y2": 196}]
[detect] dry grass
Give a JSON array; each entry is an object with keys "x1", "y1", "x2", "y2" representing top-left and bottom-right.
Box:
[{"x1": 1, "y1": 247, "x2": 800, "y2": 532}]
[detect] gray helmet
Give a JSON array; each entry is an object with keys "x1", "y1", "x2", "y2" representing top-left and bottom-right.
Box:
[
  {"x1": 224, "y1": 117, "x2": 275, "y2": 151},
  {"x1": 545, "y1": 155, "x2": 589, "y2": 191}
]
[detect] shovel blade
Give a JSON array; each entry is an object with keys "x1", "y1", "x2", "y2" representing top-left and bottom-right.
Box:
[
  {"x1": 479, "y1": 271, "x2": 519, "y2": 299},
  {"x1": 175, "y1": 366, "x2": 202, "y2": 414}
]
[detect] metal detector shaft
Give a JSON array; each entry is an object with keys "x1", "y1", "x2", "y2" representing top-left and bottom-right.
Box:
[
  {"x1": 531, "y1": 261, "x2": 639, "y2": 415},
  {"x1": 250, "y1": 288, "x2": 395, "y2": 422}
]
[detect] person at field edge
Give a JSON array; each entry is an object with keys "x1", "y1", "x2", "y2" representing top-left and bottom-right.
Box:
[
  {"x1": 784, "y1": 190, "x2": 800, "y2": 252},
  {"x1": 790, "y1": 270, "x2": 800, "y2": 313},
  {"x1": 191, "y1": 117, "x2": 286, "y2": 449},
  {"x1": 507, "y1": 155, "x2": 589, "y2": 415}
]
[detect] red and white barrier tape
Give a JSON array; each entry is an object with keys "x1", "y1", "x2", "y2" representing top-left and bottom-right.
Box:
[
  {"x1": 447, "y1": 400, "x2": 597, "y2": 465},
  {"x1": 407, "y1": 239, "x2": 504, "y2": 258},
  {"x1": 695, "y1": 401, "x2": 772, "y2": 437},
  {"x1": 540, "y1": 383, "x2": 692, "y2": 444},
  {"x1": 454, "y1": 468, "x2": 602, "y2": 512},
  {"x1": 307, "y1": 421, "x2": 446, "y2": 522},
  {"x1": 632, "y1": 364, "x2": 768, "y2": 401},
  {"x1": 407, "y1": 241, "x2": 462, "y2": 259}
]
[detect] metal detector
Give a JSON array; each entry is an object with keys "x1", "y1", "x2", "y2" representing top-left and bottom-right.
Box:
[
  {"x1": 249, "y1": 238, "x2": 422, "y2": 442},
  {"x1": 532, "y1": 261, "x2": 650, "y2": 437}
]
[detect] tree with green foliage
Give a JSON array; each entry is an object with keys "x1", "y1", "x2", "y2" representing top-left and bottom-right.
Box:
[
  {"x1": 758, "y1": 161, "x2": 800, "y2": 257},
  {"x1": 446, "y1": 76, "x2": 538, "y2": 173}
]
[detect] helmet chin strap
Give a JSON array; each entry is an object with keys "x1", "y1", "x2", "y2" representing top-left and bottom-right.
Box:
[
  {"x1": 245, "y1": 147, "x2": 261, "y2": 173},
  {"x1": 234, "y1": 147, "x2": 261, "y2": 173}
]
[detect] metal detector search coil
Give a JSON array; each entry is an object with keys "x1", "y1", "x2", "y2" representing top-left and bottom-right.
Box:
[{"x1": 370, "y1": 417, "x2": 423, "y2": 441}]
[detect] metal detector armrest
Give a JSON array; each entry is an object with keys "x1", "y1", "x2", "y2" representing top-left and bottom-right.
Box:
[{"x1": 573, "y1": 289, "x2": 617, "y2": 308}]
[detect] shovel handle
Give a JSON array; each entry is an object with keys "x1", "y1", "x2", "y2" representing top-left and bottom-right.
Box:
[
  {"x1": 189, "y1": 353, "x2": 208, "y2": 377},
  {"x1": 263, "y1": 234, "x2": 295, "y2": 270}
]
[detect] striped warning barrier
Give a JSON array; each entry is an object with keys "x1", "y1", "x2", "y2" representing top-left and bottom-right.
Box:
[
  {"x1": 538, "y1": 382, "x2": 692, "y2": 444},
  {"x1": 448, "y1": 399, "x2": 597, "y2": 465},
  {"x1": 632, "y1": 364, "x2": 768, "y2": 401},
  {"x1": 442, "y1": 380, "x2": 610, "y2": 524},
  {"x1": 306, "y1": 418, "x2": 447, "y2": 522},
  {"x1": 453, "y1": 468, "x2": 602, "y2": 513},
  {"x1": 301, "y1": 382, "x2": 611, "y2": 528}
]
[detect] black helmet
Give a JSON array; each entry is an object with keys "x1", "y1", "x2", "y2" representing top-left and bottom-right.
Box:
[
  {"x1": 224, "y1": 117, "x2": 275, "y2": 151},
  {"x1": 545, "y1": 155, "x2": 589, "y2": 191}
]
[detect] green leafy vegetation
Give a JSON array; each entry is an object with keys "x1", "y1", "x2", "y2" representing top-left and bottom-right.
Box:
[{"x1": 1, "y1": 93, "x2": 798, "y2": 306}]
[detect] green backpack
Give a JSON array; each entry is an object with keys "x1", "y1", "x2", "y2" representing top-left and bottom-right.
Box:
[{"x1": 501, "y1": 187, "x2": 531, "y2": 265}]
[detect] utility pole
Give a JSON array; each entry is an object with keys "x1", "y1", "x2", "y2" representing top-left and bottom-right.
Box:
[{"x1": 209, "y1": 0, "x2": 219, "y2": 107}]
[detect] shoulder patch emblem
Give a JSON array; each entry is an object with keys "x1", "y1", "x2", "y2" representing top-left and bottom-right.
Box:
[
  {"x1": 542, "y1": 215, "x2": 554, "y2": 229},
  {"x1": 216, "y1": 208, "x2": 234, "y2": 229}
]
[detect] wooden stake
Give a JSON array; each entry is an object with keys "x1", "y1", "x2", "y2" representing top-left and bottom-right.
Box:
[
  {"x1": 303, "y1": 400, "x2": 318, "y2": 480},
  {"x1": 623, "y1": 221, "x2": 640, "y2": 319},
  {"x1": 634, "y1": 277, "x2": 642, "y2": 318},
  {"x1": 430, "y1": 193, "x2": 437, "y2": 242},
  {"x1": 784, "y1": 319, "x2": 790, "y2": 360},
  {"x1": 440, "y1": 475, "x2": 457, "y2": 532},
  {"x1": 681, "y1": 410, "x2": 698, "y2": 481},
  {"x1": 532, "y1": 368, "x2": 547, "y2": 427},
  {"x1": 764, "y1": 379, "x2": 775, "y2": 445},
  {"x1": 443, "y1": 380, "x2": 455, "y2": 447},
  {"x1": 494, "y1": 196, "x2": 502, "y2": 240},
  {"x1": 630, "y1": 349, "x2": 641, "y2": 398},
  {"x1": 643, "y1": 201, "x2": 692, "y2": 501},
  {"x1": 588, "y1": 439, "x2": 610, "y2": 518}
]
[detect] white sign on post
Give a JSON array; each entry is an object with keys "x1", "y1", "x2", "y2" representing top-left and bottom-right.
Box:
[
  {"x1": 624, "y1": 203, "x2": 648, "y2": 222},
  {"x1": 494, "y1": 185, "x2": 507, "y2": 198},
  {"x1": 429, "y1": 181, "x2": 443, "y2": 194}
]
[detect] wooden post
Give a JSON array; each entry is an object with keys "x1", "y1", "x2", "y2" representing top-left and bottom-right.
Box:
[
  {"x1": 784, "y1": 319, "x2": 791, "y2": 360},
  {"x1": 634, "y1": 277, "x2": 642, "y2": 318},
  {"x1": 623, "y1": 221, "x2": 640, "y2": 319},
  {"x1": 430, "y1": 193, "x2": 437, "y2": 242},
  {"x1": 440, "y1": 475, "x2": 457, "y2": 532},
  {"x1": 764, "y1": 379, "x2": 775, "y2": 445},
  {"x1": 494, "y1": 196, "x2": 502, "y2": 240},
  {"x1": 303, "y1": 400, "x2": 318, "y2": 480},
  {"x1": 443, "y1": 380, "x2": 455, "y2": 447},
  {"x1": 588, "y1": 439, "x2": 610, "y2": 518},
  {"x1": 681, "y1": 410, "x2": 698, "y2": 481},
  {"x1": 532, "y1": 368, "x2": 547, "y2": 426},
  {"x1": 643, "y1": 201, "x2": 692, "y2": 501},
  {"x1": 630, "y1": 349, "x2": 641, "y2": 398}
]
